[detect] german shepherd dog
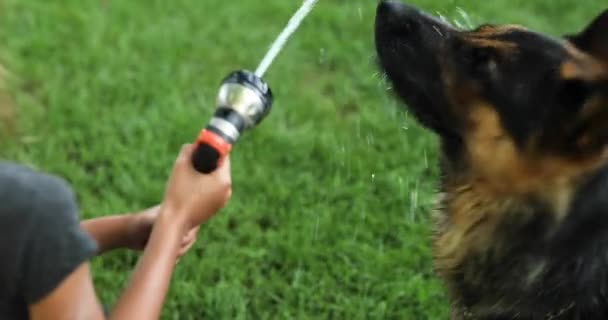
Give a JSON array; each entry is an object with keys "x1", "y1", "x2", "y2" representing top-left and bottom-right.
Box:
[{"x1": 375, "y1": 1, "x2": 608, "y2": 319}]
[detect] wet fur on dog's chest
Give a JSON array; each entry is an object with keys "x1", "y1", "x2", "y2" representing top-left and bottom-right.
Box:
[{"x1": 434, "y1": 163, "x2": 608, "y2": 319}]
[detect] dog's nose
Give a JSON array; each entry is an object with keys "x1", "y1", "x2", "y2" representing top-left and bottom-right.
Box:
[
  {"x1": 376, "y1": 1, "x2": 423, "y2": 33},
  {"x1": 376, "y1": 1, "x2": 421, "y2": 35},
  {"x1": 377, "y1": 1, "x2": 418, "y2": 19},
  {"x1": 376, "y1": 1, "x2": 454, "y2": 36}
]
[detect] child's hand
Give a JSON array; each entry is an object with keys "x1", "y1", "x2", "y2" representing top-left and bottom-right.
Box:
[
  {"x1": 127, "y1": 205, "x2": 200, "y2": 257},
  {"x1": 159, "y1": 144, "x2": 232, "y2": 231},
  {"x1": 121, "y1": 143, "x2": 231, "y2": 256}
]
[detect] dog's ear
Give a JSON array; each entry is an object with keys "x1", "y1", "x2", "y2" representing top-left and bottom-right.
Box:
[
  {"x1": 559, "y1": 10, "x2": 608, "y2": 154},
  {"x1": 566, "y1": 9, "x2": 608, "y2": 62},
  {"x1": 554, "y1": 78, "x2": 608, "y2": 154}
]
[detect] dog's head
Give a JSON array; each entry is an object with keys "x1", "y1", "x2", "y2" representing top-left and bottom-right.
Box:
[{"x1": 375, "y1": 1, "x2": 608, "y2": 177}]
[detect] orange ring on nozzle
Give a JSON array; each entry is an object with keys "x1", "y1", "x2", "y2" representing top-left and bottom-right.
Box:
[{"x1": 196, "y1": 129, "x2": 232, "y2": 163}]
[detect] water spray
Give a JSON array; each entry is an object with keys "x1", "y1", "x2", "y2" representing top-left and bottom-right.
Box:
[{"x1": 191, "y1": 0, "x2": 319, "y2": 174}]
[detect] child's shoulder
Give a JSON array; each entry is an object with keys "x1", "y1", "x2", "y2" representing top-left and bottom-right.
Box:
[{"x1": 0, "y1": 160, "x2": 79, "y2": 223}]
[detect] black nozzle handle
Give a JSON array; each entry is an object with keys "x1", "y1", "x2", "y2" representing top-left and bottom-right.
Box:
[{"x1": 191, "y1": 129, "x2": 232, "y2": 174}]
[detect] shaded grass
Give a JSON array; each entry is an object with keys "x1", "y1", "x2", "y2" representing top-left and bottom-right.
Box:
[
  {"x1": 0, "y1": 0, "x2": 605, "y2": 318},
  {"x1": 0, "y1": 62, "x2": 14, "y2": 135}
]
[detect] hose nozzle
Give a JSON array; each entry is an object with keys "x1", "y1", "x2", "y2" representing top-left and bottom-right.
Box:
[{"x1": 192, "y1": 70, "x2": 273, "y2": 174}]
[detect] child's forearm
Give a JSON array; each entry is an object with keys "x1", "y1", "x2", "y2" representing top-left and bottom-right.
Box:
[
  {"x1": 108, "y1": 212, "x2": 184, "y2": 320},
  {"x1": 80, "y1": 214, "x2": 134, "y2": 255}
]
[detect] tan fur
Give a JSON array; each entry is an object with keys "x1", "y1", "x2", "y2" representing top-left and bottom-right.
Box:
[
  {"x1": 560, "y1": 59, "x2": 607, "y2": 81},
  {"x1": 465, "y1": 25, "x2": 525, "y2": 54},
  {"x1": 572, "y1": 97, "x2": 608, "y2": 158},
  {"x1": 562, "y1": 42, "x2": 608, "y2": 79},
  {"x1": 475, "y1": 24, "x2": 528, "y2": 36},
  {"x1": 433, "y1": 104, "x2": 608, "y2": 275},
  {"x1": 466, "y1": 38, "x2": 518, "y2": 53}
]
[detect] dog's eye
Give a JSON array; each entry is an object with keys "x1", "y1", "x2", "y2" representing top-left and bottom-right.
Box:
[
  {"x1": 472, "y1": 47, "x2": 492, "y2": 63},
  {"x1": 470, "y1": 47, "x2": 496, "y2": 73}
]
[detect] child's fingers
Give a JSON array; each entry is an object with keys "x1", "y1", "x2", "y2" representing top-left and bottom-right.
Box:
[
  {"x1": 177, "y1": 239, "x2": 197, "y2": 258},
  {"x1": 177, "y1": 226, "x2": 200, "y2": 257},
  {"x1": 172, "y1": 143, "x2": 194, "y2": 170}
]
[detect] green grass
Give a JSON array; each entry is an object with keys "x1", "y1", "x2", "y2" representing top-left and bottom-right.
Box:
[{"x1": 0, "y1": 0, "x2": 604, "y2": 319}]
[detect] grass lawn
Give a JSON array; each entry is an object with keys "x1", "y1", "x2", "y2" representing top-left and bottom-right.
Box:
[{"x1": 0, "y1": 0, "x2": 604, "y2": 318}]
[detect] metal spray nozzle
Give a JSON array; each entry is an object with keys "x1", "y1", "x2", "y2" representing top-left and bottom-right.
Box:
[{"x1": 191, "y1": 70, "x2": 273, "y2": 174}]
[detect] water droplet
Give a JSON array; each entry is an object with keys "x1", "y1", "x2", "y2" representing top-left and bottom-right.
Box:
[
  {"x1": 409, "y1": 181, "x2": 420, "y2": 221},
  {"x1": 367, "y1": 53, "x2": 377, "y2": 66},
  {"x1": 366, "y1": 134, "x2": 375, "y2": 145},
  {"x1": 456, "y1": 7, "x2": 474, "y2": 29},
  {"x1": 313, "y1": 215, "x2": 320, "y2": 241},
  {"x1": 318, "y1": 47, "x2": 326, "y2": 64},
  {"x1": 437, "y1": 12, "x2": 454, "y2": 27}
]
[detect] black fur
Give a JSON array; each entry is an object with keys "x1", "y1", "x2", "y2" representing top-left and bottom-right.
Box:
[{"x1": 375, "y1": 1, "x2": 608, "y2": 319}]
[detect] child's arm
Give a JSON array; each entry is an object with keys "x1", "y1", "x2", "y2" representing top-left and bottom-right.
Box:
[
  {"x1": 80, "y1": 205, "x2": 200, "y2": 257},
  {"x1": 80, "y1": 206, "x2": 160, "y2": 255},
  {"x1": 29, "y1": 214, "x2": 185, "y2": 320},
  {"x1": 28, "y1": 145, "x2": 231, "y2": 320}
]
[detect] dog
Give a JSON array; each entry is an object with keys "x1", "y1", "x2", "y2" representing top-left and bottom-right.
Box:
[{"x1": 375, "y1": 1, "x2": 608, "y2": 319}]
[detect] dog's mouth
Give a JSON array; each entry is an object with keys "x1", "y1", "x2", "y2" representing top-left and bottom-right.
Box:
[{"x1": 375, "y1": 1, "x2": 458, "y2": 135}]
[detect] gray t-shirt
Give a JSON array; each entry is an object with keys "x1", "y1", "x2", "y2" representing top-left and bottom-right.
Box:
[{"x1": 0, "y1": 161, "x2": 98, "y2": 319}]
